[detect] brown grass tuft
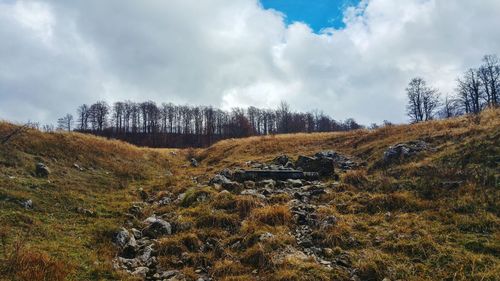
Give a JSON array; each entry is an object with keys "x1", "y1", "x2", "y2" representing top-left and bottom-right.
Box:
[
  {"x1": 1, "y1": 243, "x2": 71, "y2": 281},
  {"x1": 251, "y1": 205, "x2": 291, "y2": 226}
]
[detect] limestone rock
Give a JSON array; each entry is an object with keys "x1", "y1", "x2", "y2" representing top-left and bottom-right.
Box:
[
  {"x1": 35, "y1": 162, "x2": 50, "y2": 178},
  {"x1": 142, "y1": 217, "x2": 172, "y2": 238}
]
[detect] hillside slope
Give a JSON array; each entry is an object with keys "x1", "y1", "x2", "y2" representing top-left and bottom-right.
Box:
[
  {"x1": 0, "y1": 124, "x2": 172, "y2": 280},
  {"x1": 0, "y1": 108, "x2": 499, "y2": 281}
]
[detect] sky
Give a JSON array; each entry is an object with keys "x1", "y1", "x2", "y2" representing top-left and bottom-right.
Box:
[
  {"x1": 1, "y1": 0, "x2": 500, "y2": 125},
  {"x1": 261, "y1": 0, "x2": 360, "y2": 31}
]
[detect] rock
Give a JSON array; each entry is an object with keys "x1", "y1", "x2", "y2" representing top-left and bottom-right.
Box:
[
  {"x1": 138, "y1": 188, "x2": 149, "y2": 201},
  {"x1": 131, "y1": 266, "x2": 149, "y2": 278},
  {"x1": 35, "y1": 163, "x2": 50, "y2": 178},
  {"x1": 259, "y1": 232, "x2": 275, "y2": 241},
  {"x1": 76, "y1": 207, "x2": 95, "y2": 217},
  {"x1": 142, "y1": 217, "x2": 172, "y2": 238},
  {"x1": 240, "y1": 189, "x2": 266, "y2": 199},
  {"x1": 190, "y1": 158, "x2": 199, "y2": 167},
  {"x1": 130, "y1": 228, "x2": 142, "y2": 239},
  {"x1": 259, "y1": 179, "x2": 276, "y2": 189},
  {"x1": 383, "y1": 140, "x2": 428, "y2": 164},
  {"x1": 315, "y1": 150, "x2": 358, "y2": 170},
  {"x1": 137, "y1": 244, "x2": 153, "y2": 263},
  {"x1": 222, "y1": 181, "x2": 243, "y2": 192},
  {"x1": 113, "y1": 228, "x2": 132, "y2": 248},
  {"x1": 244, "y1": 180, "x2": 256, "y2": 188},
  {"x1": 320, "y1": 216, "x2": 338, "y2": 229},
  {"x1": 287, "y1": 179, "x2": 303, "y2": 188},
  {"x1": 160, "y1": 270, "x2": 181, "y2": 279},
  {"x1": 210, "y1": 173, "x2": 243, "y2": 192},
  {"x1": 20, "y1": 199, "x2": 33, "y2": 209},
  {"x1": 117, "y1": 257, "x2": 141, "y2": 269},
  {"x1": 73, "y1": 163, "x2": 84, "y2": 171},
  {"x1": 121, "y1": 235, "x2": 138, "y2": 259},
  {"x1": 441, "y1": 181, "x2": 463, "y2": 189},
  {"x1": 273, "y1": 155, "x2": 290, "y2": 166},
  {"x1": 128, "y1": 205, "x2": 142, "y2": 216},
  {"x1": 384, "y1": 212, "x2": 392, "y2": 221},
  {"x1": 209, "y1": 174, "x2": 232, "y2": 185},
  {"x1": 322, "y1": 248, "x2": 334, "y2": 257},
  {"x1": 219, "y1": 168, "x2": 233, "y2": 179},
  {"x1": 295, "y1": 156, "x2": 334, "y2": 177},
  {"x1": 157, "y1": 196, "x2": 172, "y2": 205}
]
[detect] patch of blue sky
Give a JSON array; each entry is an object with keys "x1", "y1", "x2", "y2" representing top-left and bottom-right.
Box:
[{"x1": 260, "y1": 0, "x2": 360, "y2": 32}]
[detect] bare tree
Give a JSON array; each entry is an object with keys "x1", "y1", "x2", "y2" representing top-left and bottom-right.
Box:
[
  {"x1": 406, "y1": 77, "x2": 440, "y2": 123},
  {"x1": 457, "y1": 69, "x2": 483, "y2": 114},
  {"x1": 77, "y1": 104, "x2": 90, "y2": 131},
  {"x1": 439, "y1": 95, "x2": 461, "y2": 119},
  {"x1": 478, "y1": 54, "x2": 499, "y2": 107},
  {"x1": 57, "y1": 114, "x2": 74, "y2": 131}
]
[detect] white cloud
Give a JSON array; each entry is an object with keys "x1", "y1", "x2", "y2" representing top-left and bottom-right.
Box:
[{"x1": 1, "y1": 0, "x2": 499, "y2": 125}]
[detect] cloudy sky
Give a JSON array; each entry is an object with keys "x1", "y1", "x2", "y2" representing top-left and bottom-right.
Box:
[{"x1": 1, "y1": 0, "x2": 499, "y2": 125}]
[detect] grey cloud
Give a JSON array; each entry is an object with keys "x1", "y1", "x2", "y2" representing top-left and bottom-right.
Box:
[{"x1": 1, "y1": 0, "x2": 500, "y2": 125}]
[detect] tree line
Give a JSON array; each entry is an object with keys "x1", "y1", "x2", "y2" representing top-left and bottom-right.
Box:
[
  {"x1": 57, "y1": 101, "x2": 363, "y2": 148},
  {"x1": 406, "y1": 54, "x2": 499, "y2": 122},
  {"x1": 54, "y1": 54, "x2": 498, "y2": 147}
]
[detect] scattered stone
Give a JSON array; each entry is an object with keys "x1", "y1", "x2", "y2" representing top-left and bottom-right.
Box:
[
  {"x1": 130, "y1": 228, "x2": 142, "y2": 239},
  {"x1": 315, "y1": 151, "x2": 358, "y2": 170},
  {"x1": 73, "y1": 163, "x2": 84, "y2": 171},
  {"x1": 244, "y1": 180, "x2": 256, "y2": 188},
  {"x1": 128, "y1": 205, "x2": 142, "y2": 217},
  {"x1": 121, "y1": 235, "x2": 138, "y2": 259},
  {"x1": 259, "y1": 232, "x2": 275, "y2": 241},
  {"x1": 320, "y1": 216, "x2": 338, "y2": 229},
  {"x1": 383, "y1": 140, "x2": 428, "y2": 164},
  {"x1": 240, "y1": 189, "x2": 266, "y2": 199},
  {"x1": 142, "y1": 217, "x2": 172, "y2": 238},
  {"x1": 157, "y1": 196, "x2": 172, "y2": 206},
  {"x1": 209, "y1": 174, "x2": 232, "y2": 186},
  {"x1": 384, "y1": 212, "x2": 392, "y2": 221},
  {"x1": 35, "y1": 162, "x2": 50, "y2": 178},
  {"x1": 441, "y1": 181, "x2": 463, "y2": 189},
  {"x1": 131, "y1": 266, "x2": 149, "y2": 278},
  {"x1": 190, "y1": 158, "x2": 199, "y2": 167},
  {"x1": 322, "y1": 248, "x2": 334, "y2": 257},
  {"x1": 259, "y1": 179, "x2": 276, "y2": 189},
  {"x1": 76, "y1": 207, "x2": 95, "y2": 217},
  {"x1": 20, "y1": 199, "x2": 33, "y2": 209},
  {"x1": 295, "y1": 155, "x2": 334, "y2": 177},
  {"x1": 113, "y1": 228, "x2": 133, "y2": 248},
  {"x1": 287, "y1": 179, "x2": 303, "y2": 188},
  {"x1": 273, "y1": 155, "x2": 290, "y2": 166},
  {"x1": 138, "y1": 188, "x2": 149, "y2": 201}
]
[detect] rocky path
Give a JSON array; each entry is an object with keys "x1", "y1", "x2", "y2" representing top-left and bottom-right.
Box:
[{"x1": 112, "y1": 150, "x2": 362, "y2": 280}]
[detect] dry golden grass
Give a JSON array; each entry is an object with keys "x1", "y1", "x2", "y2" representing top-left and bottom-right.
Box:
[
  {"x1": 0, "y1": 108, "x2": 499, "y2": 280},
  {"x1": 1, "y1": 243, "x2": 71, "y2": 281},
  {"x1": 251, "y1": 205, "x2": 292, "y2": 226}
]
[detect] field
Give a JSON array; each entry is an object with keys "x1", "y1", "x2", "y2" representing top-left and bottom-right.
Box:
[{"x1": 0, "y1": 108, "x2": 499, "y2": 280}]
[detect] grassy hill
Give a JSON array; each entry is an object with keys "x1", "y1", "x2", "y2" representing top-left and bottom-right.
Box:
[{"x1": 0, "y1": 108, "x2": 499, "y2": 281}]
